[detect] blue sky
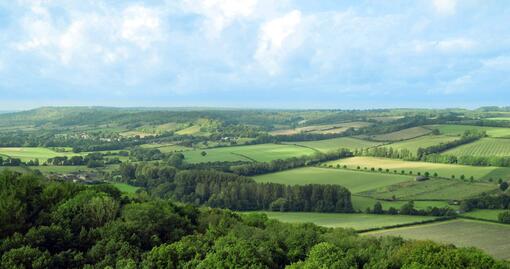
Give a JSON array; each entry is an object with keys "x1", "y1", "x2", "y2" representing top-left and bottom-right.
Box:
[{"x1": 0, "y1": 0, "x2": 509, "y2": 109}]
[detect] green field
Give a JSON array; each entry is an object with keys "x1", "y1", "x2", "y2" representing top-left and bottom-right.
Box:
[
  {"x1": 247, "y1": 211, "x2": 435, "y2": 231},
  {"x1": 254, "y1": 167, "x2": 414, "y2": 193},
  {"x1": 428, "y1": 124, "x2": 510, "y2": 138},
  {"x1": 140, "y1": 143, "x2": 191, "y2": 153},
  {"x1": 351, "y1": 196, "x2": 457, "y2": 212},
  {"x1": 366, "y1": 219, "x2": 510, "y2": 260},
  {"x1": 365, "y1": 127, "x2": 431, "y2": 142},
  {"x1": 380, "y1": 135, "x2": 459, "y2": 156},
  {"x1": 111, "y1": 182, "x2": 140, "y2": 194},
  {"x1": 461, "y1": 209, "x2": 508, "y2": 221},
  {"x1": 285, "y1": 137, "x2": 382, "y2": 153},
  {"x1": 443, "y1": 138, "x2": 510, "y2": 157},
  {"x1": 270, "y1": 122, "x2": 370, "y2": 135},
  {"x1": 359, "y1": 178, "x2": 496, "y2": 200},
  {"x1": 183, "y1": 143, "x2": 317, "y2": 163},
  {"x1": 328, "y1": 157, "x2": 510, "y2": 181},
  {"x1": 0, "y1": 147, "x2": 82, "y2": 162}
]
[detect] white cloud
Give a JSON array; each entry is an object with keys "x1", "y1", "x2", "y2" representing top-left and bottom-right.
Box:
[
  {"x1": 414, "y1": 38, "x2": 475, "y2": 53},
  {"x1": 121, "y1": 5, "x2": 162, "y2": 49},
  {"x1": 432, "y1": 0, "x2": 457, "y2": 15},
  {"x1": 255, "y1": 10, "x2": 302, "y2": 75}
]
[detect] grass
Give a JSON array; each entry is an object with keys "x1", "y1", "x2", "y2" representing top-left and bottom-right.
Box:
[
  {"x1": 359, "y1": 178, "x2": 496, "y2": 200},
  {"x1": 110, "y1": 182, "x2": 140, "y2": 194},
  {"x1": 365, "y1": 127, "x2": 431, "y2": 142},
  {"x1": 254, "y1": 167, "x2": 414, "y2": 194},
  {"x1": 328, "y1": 157, "x2": 510, "y2": 181},
  {"x1": 270, "y1": 122, "x2": 370, "y2": 136},
  {"x1": 351, "y1": 196, "x2": 457, "y2": 212},
  {"x1": 0, "y1": 147, "x2": 82, "y2": 162},
  {"x1": 140, "y1": 143, "x2": 191, "y2": 153},
  {"x1": 285, "y1": 137, "x2": 381, "y2": 153},
  {"x1": 366, "y1": 219, "x2": 510, "y2": 260},
  {"x1": 442, "y1": 138, "x2": 510, "y2": 157},
  {"x1": 246, "y1": 211, "x2": 435, "y2": 231},
  {"x1": 461, "y1": 209, "x2": 508, "y2": 221},
  {"x1": 428, "y1": 124, "x2": 510, "y2": 138},
  {"x1": 379, "y1": 135, "x2": 459, "y2": 156},
  {"x1": 183, "y1": 143, "x2": 317, "y2": 163}
]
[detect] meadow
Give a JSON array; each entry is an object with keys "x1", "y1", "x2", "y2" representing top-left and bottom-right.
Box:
[
  {"x1": 183, "y1": 143, "x2": 317, "y2": 163},
  {"x1": 461, "y1": 209, "x2": 508, "y2": 222},
  {"x1": 328, "y1": 156, "x2": 510, "y2": 181},
  {"x1": 379, "y1": 135, "x2": 459, "y2": 156},
  {"x1": 110, "y1": 182, "x2": 140, "y2": 194},
  {"x1": 428, "y1": 124, "x2": 510, "y2": 138},
  {"x1": 364, "y1": 126, "x2": 431, "y2": 141},
  {"x1": 248, "y1": 211, "x2": 436, "y2": 231},
  {"x1": 269, "y1": 121, "x2": 370, "y2": 135},
  {"x1": 442, "y1": 138, "x2": 510, "y2": 157},
  {"x1": 366, "y1": 219, "x2": 510, "y2": 260},
  {"x1": 254, "y1": 167, "x2": 414, "y2": 193},
  {"x1": 140, "y1": 143, "x2": 191, "y2": 153},
  {"x1": 351, "y1": 196, "x2": 457, "y2": 212},
  {"x1": 0, "y1": 147, "x2": 82, "y2": 162},
  {"x1": 285, "y1": 137, "x2": 382, "y2": 153}
]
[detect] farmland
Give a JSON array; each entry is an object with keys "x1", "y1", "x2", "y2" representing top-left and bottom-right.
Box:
[
  {"x1": 442, "y1": 138, "x2": 510, "y2": 157},
  {"x1": 328, "y1": 156, "x2": 510, "y2": 181},
  {"x1": 351, "y1": 196, "x2": 457, "y2": 212},
  {"x1": 248, "y1": 211, "x2": 436, "y2": 231},
  {"x1": 285, "y1": 137, "x2": 382, "y2": 153},
  {"x1": 269, "y1": 121, "x2": 370, "y2": 135},
  {"x1": 378, "y1": 135, "x2": 459, "y2": 156},
  {"x1": 363, "y1": 126, "x2": 432, "y2": 141},
  {"x1": 366, "y1": 219, "x2": 510, "y2": 260},
  {"x1": 254, "y1": 167, "x2": 414, "y2": 193},
  {"x1": 428, "y1": 124, "x2": 510, "y2": 138},
  {"x1": 182, "y1": 143, "x2": 317, "y2": 163},
  {"x1": 0, "y1": 147, "x2": 82, "y2": 162},
  {"x1": 461, "y1": 209, "x2": 508, "y2": 222},
  {"x1": 140, "y1": 143, "x2": 191, "y2": 153}
]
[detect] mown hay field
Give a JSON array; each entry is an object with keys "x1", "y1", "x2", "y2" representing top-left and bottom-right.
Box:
[{"x1": 442, "y1": 138, "x2": 510, "y2": 157}]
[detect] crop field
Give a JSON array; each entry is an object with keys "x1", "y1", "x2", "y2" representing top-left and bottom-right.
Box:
[
  {"x1": 360, "y1": 178, "x2": 496, "y2": 200},
  {"x1": 270, "y1": 122, "x2": 370, "y2": 136},
  {"x1": 364, "y1": 127, "x2": 432, "y2": 142},
  {"x1": 487, "y1": 117, "x2": 510, "y2": 121},
  {"x1": 366, "y1": 219, "x2": 510, "y2": 260},
  {"x1": 351, "y1": 196, "x2": 456, "y2": 212},
  {"x1": 254, "y1": 167, "x2": 414, "y2": 193},
  {"x1": 428, "y1": 124, "x2": 510, "y2": 138},
  {"x1": 285, "y1": 137, "x2": 382, "y2": 153},
  {"x1": 328, "y1": 157, "x2": 510, "y2": 181},
  {"x1": 0, "y1": 147, "x2": 82, "y2": 162},
  {"x1": 442, "y1": 138, "x2": 510, "y2": 157},
  {"x1": 461, "y1": 209, "x2": 508, "y2": 221},
  {"x1": 379, "y1": 135, "x2": 459, "y2": 156},
  {"x1": 248, "y1": 211, "x2": 435, "y2": 231},
  {"x1": 183, "y1": 143, "x2": 317, "y2": 163}
]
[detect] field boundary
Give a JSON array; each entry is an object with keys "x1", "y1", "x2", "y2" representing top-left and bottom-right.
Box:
[
  {"x1": 357, "y1": 216, "x2": 455, "y2": 233},
  {"x1": 230, "y1": 152, "x2": 258, "y2": 162},
  {"x1": 457, "y1": 215, "x2": 508, "y2": 225}
]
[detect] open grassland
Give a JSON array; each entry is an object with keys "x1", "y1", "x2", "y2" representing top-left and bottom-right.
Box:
[
  {"x1": 249, "y1": 211, "x2": 435, "y2": 231},
  {"x1": 461, "y1": 209, "x2": 508, "y2": 221},
  {"x1": 351, "y1": 196, "x2": 457, "y2": 212},
  {"x1": 359, "y1": 178, "x2": 496, "y2": 200},
  {"x1": 111, "y1": 182, "x2": 140, "y2": 194},
  {"x1": 328, "y1": 157, "x2": 510, "y2": 181},
  {"x1": 270, "y1": 122, "x2": 371, "y2": 135},
  {"x1": 285, "y1": 137, "x2": 382, "y2": 153},
  {"x1": 379, "y1": 135, "x2": 459, "y2": 156},
  {"x1": 254, "y1": 167, "x2": 414, "y2": 193},
  {"x1": 487, "y1": 117, "x2": 510, "y2": 121},
  {"x1": 0, "y1": 147, "x2": 82, "y2": 162},
  {"x1": 183, "y1": 143, "x2": 317, "y2": 163},
  {"x1": 366, "y1": 219, "x2": 510, "y2": 260},
  {"x1": 364, "y1": 127, "x2": 431, "y2": 142},
  {"x1": 428, "y1": 124, "x2": 510, "y2": 138},
  {"x1": 442, "y1": 138, "x2": 510, "y2": 157},
  {"x1": 140, "y1": 143, "x2": 191, "y2": 153}
]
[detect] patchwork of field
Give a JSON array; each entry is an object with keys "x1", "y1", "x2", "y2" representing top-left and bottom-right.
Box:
[
  {"x1": 428, "y1": 124, "x2": 510, "y2": 138},
  {"x1": 351, "y1": 196, "x2": 457, "y2": 212},
  {"x1": 366, "y1": 219, "x2": 510, "y2": 260},
  {"x1": 254, "y1": 167, "x2": 414, "y2": 193},
  {"x1": 359, "y1": 178, "x2": 496, "y2": 200},
  {"x1": 250, "y1": 211, "x2": 436, "y2": 231},
  {"x1": 461, "y1": 209, "x2": 508, "y2": 221},
  {"x1": 270, "y1": 122, "x2": 370, "y2": 136},
  {"x1": 379, "y1": 135, "x2": 459, "y2": 155},
  {"x1": 442, "y1": 138, "x2": 510, "y2": 157},
  {"x1": 364, "y1": 127, "x2": 432, "y2": 142},
  {"x1": 328, "y1": 157, "x2": 510, "y2": 181},
  {"x1": 0, "y1": 147, "x2": 82, "y2": 162},
  {"x1": 183, "y1": 143, "x2": 317, "y2": 163},
  {"x1": 285, "y1": 137, "x2": 382, "y2": 153}
]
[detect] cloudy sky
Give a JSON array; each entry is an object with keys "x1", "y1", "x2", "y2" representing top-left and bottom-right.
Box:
[{"x1": 0, "y1": 0, "x2": 509, "y2": 109}]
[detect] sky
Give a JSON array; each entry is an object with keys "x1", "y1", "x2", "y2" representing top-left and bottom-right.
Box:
[{"x1": 0, "y1": 0, "x2": 509, "y2": 110}]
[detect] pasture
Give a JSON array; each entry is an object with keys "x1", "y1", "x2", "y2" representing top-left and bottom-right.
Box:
[
  {"x1": 248, "y1": 211, "x2": 435, "y2": 231},
  {"x1": 111, "y1": 182, "x2": 140, "y2": 194},
  {"x1": 0, "y1": 147, "x2": 82, "y2": 162},
  {"x1": 140, "y1": 143, "x2": 191, "y2": 153},
  {"x1": 442, "y1": 138, "x2": 510, "y2": 157},
  {"x1": 270, "y1": 122, "x2": 370, "y2": 136},
  {"x1": 461, "y1": 209, "x2": 508, "y2": 221},
  {"x1": 366, "y1": 219, "x2": 510, "y2": 260},
  {"x1": 351, "y1": 196, "x2": 456, "y2": 212},
  {"x1": 379, "y1": 135, "x2": 459, "y2": 156},
  {"x1": 428, "y1": 124, "x2": 510, "y2": 138},
  {"x1": 285, "y1": 137, "x2": 381, "y2": 153},
  {"x1": 364, "y1": 127, "x2": 431, "y2": 142},
  {"x1": 328, "y1": 157, "x2": 510, "y2": 181},
  {"x1": 254, "y1": 167, "x2": 414, "y2": 193},
  {"x1": 183, "y1": 143, "x2": 317, "y2": 163}
]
